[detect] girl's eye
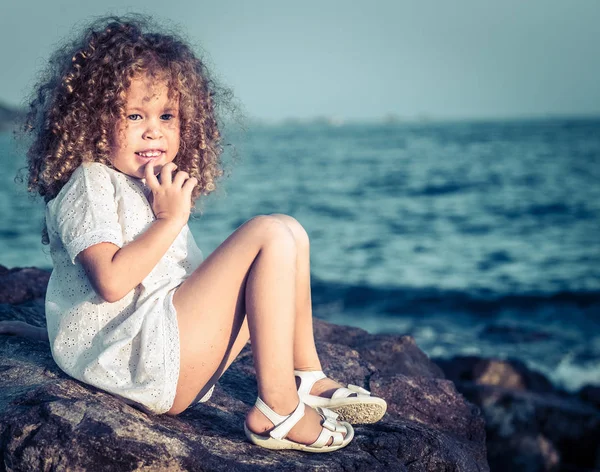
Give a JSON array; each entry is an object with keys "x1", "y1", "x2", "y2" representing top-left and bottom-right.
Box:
[
  {"x1": 161, "y1": 114, "x2": 175, "y2": 121},
  {"x1": 127, "y1": 114, "x2": 142, "y2": 121}
]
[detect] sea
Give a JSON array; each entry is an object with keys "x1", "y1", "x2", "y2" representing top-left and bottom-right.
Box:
[{"x1": 1, "y1": 118, "x2": 599, "y2": 392}]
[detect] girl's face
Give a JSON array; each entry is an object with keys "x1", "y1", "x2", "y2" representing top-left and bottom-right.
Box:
[{"x1": 111, "y1": 76, "x2": 180, "y2": 179}]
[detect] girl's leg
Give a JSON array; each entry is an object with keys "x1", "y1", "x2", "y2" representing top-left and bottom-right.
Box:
[
  {"x1": 201, "y1": 213, "x2": 323, "y2": 371},
  {"x1": 269, "y1": 214, "x2": 349, "y2": 398},
  {"x1": 270, "y1": 214, "x2": 320, "y2": 371},
  {"x1": 217, "y1": 214, "x2": 347, "y2": 397},
  {"x1": 179, "y1": 213, "x2": 344, "y2": 405},
  {"x1": 167, "y1": 215, "x2": 342, "y2": 445},
  {"x1": 185, "y1": 213, "x2": 344, "y2": 403}
]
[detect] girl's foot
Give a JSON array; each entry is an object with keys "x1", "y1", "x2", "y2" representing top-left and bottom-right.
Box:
[
  {"x1": 0, "y1": 321, "x2": 48, "y2": 342},
  {"x1": 296, "y1": 375, "x2": 355, "y2": 399},
  {"x1": 245, "y1": 401, "x2": 348, "y2": 447},
  {"x1": 295, "y1": 370, "x2": 387, "y2": 424}
]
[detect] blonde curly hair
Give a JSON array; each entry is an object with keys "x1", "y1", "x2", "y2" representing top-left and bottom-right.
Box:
[{"x1": 23, "y1": 15, "x2": 231, "y2": 213}]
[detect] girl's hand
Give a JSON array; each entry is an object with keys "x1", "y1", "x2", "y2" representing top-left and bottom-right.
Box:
[
  {"x1": 145, "y1": 161, "x2": 198, "y2": 227},
  {"x1": 79, "y1": 161, "x2": 198, "y2": 303}
]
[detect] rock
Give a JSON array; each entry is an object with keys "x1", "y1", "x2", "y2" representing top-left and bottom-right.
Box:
[
  {"x1": 434, "y1": 356, "x2": 555, "y2": 393},
  {"x1": 436, "y1": 356, "x2": 600, "y2": 472},
  {"x1": 579, "y1": 384, "x2": 600, "y2": 410},
  {"x1": 0, "y1": 266, "x2": 51, "y2": 305},
  {"x1": 0, "y1": 266, "x2": 489, "y2": 471}
]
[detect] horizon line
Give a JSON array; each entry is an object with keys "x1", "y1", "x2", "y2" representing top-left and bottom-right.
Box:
[{"x1": 1, "y1": 100, "x2": 599, "y2": 126}]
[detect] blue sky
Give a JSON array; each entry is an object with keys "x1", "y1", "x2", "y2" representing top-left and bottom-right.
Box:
[{"x1": 2, "y1": 0, "x2": 599, "y2": 121}]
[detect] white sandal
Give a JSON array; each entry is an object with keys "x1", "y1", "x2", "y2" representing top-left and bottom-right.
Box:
[
  {"x1": 295, "y1": 370, "x2": 387, "y2": 424},
  {"x1": 243, "y1": 397, "x2": 354, "y2": 452}
]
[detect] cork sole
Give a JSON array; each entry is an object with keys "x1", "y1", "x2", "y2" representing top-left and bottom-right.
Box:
[{"x1": 327, "y1": 402, "x2": 387, "y2": 424}]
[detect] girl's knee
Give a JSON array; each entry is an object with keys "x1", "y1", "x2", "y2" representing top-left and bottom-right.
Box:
[
  {"x1": 248, "y1": 214, "x2": 292, "y2": 238},
  {"x1": 247, "y1": 215, "x2": 297, "y2": 253},
  {"x1": 269, "y1": 213, "x2": 310, "y2": 250}
]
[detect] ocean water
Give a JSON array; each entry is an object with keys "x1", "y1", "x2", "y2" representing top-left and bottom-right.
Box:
[{"x1": 1, "y1": 118, "x2": 599, "y2": 391}]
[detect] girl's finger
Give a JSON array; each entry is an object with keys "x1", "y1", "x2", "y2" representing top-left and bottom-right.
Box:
[
  {"x1": 144, "y1": 161, "x2": 160, "y2": 191},
  {"x1": 159, "y1": 162, "x2": 177, "y2": 186},
  {"x1": 173, "y1": 171, "x2": 190, "y2": 188},
  {"x1": 182, "y1": 176, "x2": 198, "y2": 194}
]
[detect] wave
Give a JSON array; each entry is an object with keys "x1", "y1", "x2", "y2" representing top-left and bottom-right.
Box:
[
  {"x1": 311, "y1": 278, "x2": 600, "y2": 392},
  {"x1": 310, "y1": 278, "x2": 600, "y2": 319}
]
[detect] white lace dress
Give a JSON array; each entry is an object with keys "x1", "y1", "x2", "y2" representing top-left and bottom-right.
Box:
[{"x1": 45, "y1": 162, "x2": 203, "y2": 414}]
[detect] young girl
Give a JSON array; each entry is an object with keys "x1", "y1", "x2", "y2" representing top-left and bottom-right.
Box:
[{"x1": 5, "y1": 15, "x2": 386, "y2": 452}]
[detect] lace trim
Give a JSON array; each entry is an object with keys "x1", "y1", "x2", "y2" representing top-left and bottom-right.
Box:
[{"x1": 65, "y1": 229, "x2": 123, "y2": 264}]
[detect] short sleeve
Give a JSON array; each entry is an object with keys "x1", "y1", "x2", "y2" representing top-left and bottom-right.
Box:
[{"x1": 48, "y1": 163, "x2": 124, "y2": 263}]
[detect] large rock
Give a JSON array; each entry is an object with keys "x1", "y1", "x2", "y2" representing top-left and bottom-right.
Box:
[
  {"x1": 0, "y1": 266, "x2": 489, "y2": 471},
  {"x1": 0, "y1": 266, "x2": 50, "y2": 305},
  {"x1": 436, "y1": 356, "x2": 600, "y2": 472}
]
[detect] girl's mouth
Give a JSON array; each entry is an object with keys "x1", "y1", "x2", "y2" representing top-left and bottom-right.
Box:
[{"x1": 136, "y1": 150, "x2": 165, "y2": 158}]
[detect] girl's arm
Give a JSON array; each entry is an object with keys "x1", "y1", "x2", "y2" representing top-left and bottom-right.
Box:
[{"x1": 78, "y1": 162, "x2": 197, "y2": 303}]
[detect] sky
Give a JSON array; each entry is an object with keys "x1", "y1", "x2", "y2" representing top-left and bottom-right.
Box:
[{"x1": 1, "y1": 0, "x2": 599, "y2": 122}]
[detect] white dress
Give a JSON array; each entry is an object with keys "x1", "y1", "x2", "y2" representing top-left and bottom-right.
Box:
[{"x1": 45, "y1": 162, "x2": 204, "y2": 414}]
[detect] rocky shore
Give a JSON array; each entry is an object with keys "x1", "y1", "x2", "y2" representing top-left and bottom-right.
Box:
[{"x1": 1, "y1": 265, "x2": 598, "y2": 471}]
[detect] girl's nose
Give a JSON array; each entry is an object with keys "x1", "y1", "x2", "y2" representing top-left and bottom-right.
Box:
[{"x1": 143, "y1": 125, "x2": 162, "y2": 140}]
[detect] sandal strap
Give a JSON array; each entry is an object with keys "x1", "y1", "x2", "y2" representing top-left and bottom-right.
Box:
[
  {"x1": 296, "y1": 370, "x2": 372, "y2": 401},
  {"x1": 314, "y1": 406, "x2": 339, "y2": 421},
  {"x1": 309, "y1": 414, "x2": 346, "y2": 448},
  {"x1": 348, "y1": 384, "x2": 371, "y2": 395},
  {"x1": 254, "y1": 397, "x2": 306, "y2": 441},
  {"x1": 331, "y1": 384, "x2": 372, "y2": 400},
  {"x1": 294, "y1": 370, "x2": 326, "y2": 397},
  {"x1": 322, "y1": 416, "x2": 347, "y2": 434},
  {"x1": 311, "y1": 429, "x2": 344, "y2": 448}
]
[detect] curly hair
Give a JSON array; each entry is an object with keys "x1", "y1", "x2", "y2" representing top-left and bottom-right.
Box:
[{"x1": 23, "y1": 15, "x2": 232, "y2": 211}]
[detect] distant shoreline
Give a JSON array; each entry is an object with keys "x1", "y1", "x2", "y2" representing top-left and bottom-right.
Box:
[
  {"x1": 1, "y1": 101, "x2": 599, "y2": 131},
  {"x1": 243, "y1": 114, "x2": 600, "y2": 130}
]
